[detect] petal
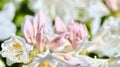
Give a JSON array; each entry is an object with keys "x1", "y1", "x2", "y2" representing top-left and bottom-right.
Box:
[
  {"x1": 0, "y1": 2, "x2": 15, "y2": 20},
  {"x1": 36, "y1": 25, "x2": 46, "y2": 52},
  {"x1": 0, "y1": 21, "x2": 16, "y2": 41},
  {"x1": 33, "y1": 11, "x2": 47, "y2": 35},
  {"x1": 55, "y1": 17, "x2": 67, "y2": 34},
  {"x1": 78, "y1": 24, "x2": 88, "y2": 40},
  {"x1": 46, "y1": 33, "x2": 70, "y2": 50},
  {"x1": 52, "y1": 53, "x2": 85, "y2": 67},
  {"x1": 68, "y1": 19, "x2": 88, "y2": 40},
  {"x1": 22, "y1": 50, "x2": 58, "y2": 67},
  {"x1": 22, "y1": 16, "x2": 34, "y2": 44},
  {"x1": 68, "y1": 20, "x2": 88, "y2": 50},
  {"x1": 105, "y1": 0, "x2": 119, "y2": 11}
]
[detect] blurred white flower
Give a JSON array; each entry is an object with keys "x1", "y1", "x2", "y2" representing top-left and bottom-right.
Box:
[
  {"x1": 0, "y1": 2, "x2": 15, "y2": 20},
  {"x1": 79, "y1": 0, "x2": 109, "y2": 20},
  {"x1": 79, "y1": 0, "x2": 110, "y2": 35},
  {"x1": 28, "y1": 0, "x2": 80, "y2": 24},
  {"x1": 0, "y1": 2, "x2": 16, "y2": 41},
  {"x1": 0, "y1": 35, "x2": 32, "y2": 66},
  {"x1": 87, "y1": 17, "x2": 120, "y2": 59}
]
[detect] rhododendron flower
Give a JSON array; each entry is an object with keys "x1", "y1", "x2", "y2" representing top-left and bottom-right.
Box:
[
  {"x1": 0, "y1": 35, "x2": 32, "y2": 66},
  {"x1": 21, "y1": 11, "x2": 90, "y2": 67},
  {"x1": 21, "y1": 11, "x2": 60, "y2": 67},
  {"x1": 46, "y1": 17, "x2": 88, "y2": 53}
]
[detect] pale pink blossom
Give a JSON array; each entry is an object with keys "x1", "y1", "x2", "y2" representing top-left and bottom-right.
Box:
[
  {"x1": 46, "y1": 17, "x2": 88, "y2": 52},
  {"x1": 105, "y1": 0, "x2": 120, "y2": 11}
]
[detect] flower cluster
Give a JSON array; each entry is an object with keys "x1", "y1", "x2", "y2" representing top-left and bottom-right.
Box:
[
  {"x1": 1, "y1": 0, "x2": 120, "y2": 67},
  {"x1": 0, "y1": 11, "x2": 89, "y2": 67}
]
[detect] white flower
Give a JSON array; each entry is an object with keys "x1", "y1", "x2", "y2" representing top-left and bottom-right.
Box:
[
  {"x1": 78, "y1": 0, "x2": 110, "y2": 35},
  {"x1": 0, "y1": 2, "x2": 16, "y2": 41},
  {"x1": 28, "y1": 0, "x2": 80, "y2": 24},
  {"x1": 0, "y1": 35, "x2": 33, "y2": 66},
  {"x1": 79, "y1": 0, "x2": 109, "y2": 20},
  {"x1": 87, "y1": 17, "x2": 120, "y2": 58}
]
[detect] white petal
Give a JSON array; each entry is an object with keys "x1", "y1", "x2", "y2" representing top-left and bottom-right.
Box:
[
  {"x1": 23, "y1": 50, "x2": 58, "y2": 67},
  {"x1": 0, "y1": 2, "x2": 16, "y2": 21},
  {"x1": 0, "y1": 22, "x2": 16, "y2": 41}
]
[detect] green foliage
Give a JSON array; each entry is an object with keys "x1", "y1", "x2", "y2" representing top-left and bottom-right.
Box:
[
  {"x1": 85, "y1": 20, "x2": 92, "y2": 40},
  {"x1": 0, "y1": 0, "x2": 11, "y2": 9},
  {"x1": 13, "y1": 0, "x2": 34, "y2": 36}
]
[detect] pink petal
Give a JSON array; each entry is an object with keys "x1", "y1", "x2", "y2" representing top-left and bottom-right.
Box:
[
  {"x1": 22, "y1": 16, "x2": 34, "y2": 44},
  {"x1": 46, "y1": 32, "x2": 70, "y2": 49},
  {"x1": 36, "y1": 25, "x2": 46, "y2": 52},
  {"x1": 68, "y1": 20, "x2": 80, "y2": 48},
  {"x1": 33, "y1": 11, "x2": 47, "y2": 35},
  {"x1": 55, "y1": 17, "x2": 67, "y2": 34},
  {"x1": 68, "y1": 19, "x2": 79, "y2": 36},
  {"x1": 78, "y1": 24, "x2": 88, "y2": 40},
  {"x1": 105, "y1": 0, "x2": 120, "y2": 11},
  {"x1": 68, "y1": 20, "x2": 88, "y2": 49}
]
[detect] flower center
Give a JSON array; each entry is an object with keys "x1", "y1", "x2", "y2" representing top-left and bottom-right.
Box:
[
  {"x1": 37, "y1": 60, "x2": 51, "y2": 67},
  {"x1": 12, "y1": 41, "x2": 22, "y2": 48}
]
